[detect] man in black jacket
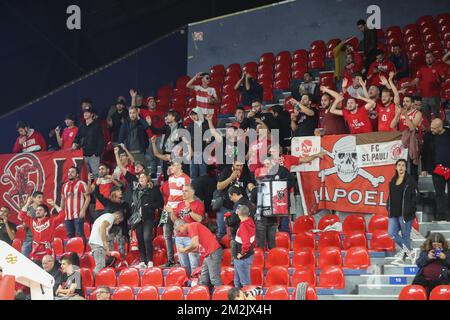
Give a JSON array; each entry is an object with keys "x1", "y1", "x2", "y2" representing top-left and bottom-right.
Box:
[
  {"x1": 357, "y1": 19, "x2": 378, "y2": 74},
  {"x1": 73, "y1": 106, "x2": 104, "y2": 177},
  {"x1": 186, "y1": 110, "x2": 209, "y2": 181}
]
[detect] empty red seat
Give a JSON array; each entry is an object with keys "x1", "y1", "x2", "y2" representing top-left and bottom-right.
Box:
[
  {"x1": 79, "y1": 268, "x2": 94, "y2": 293},
  {"x1": 265, "y1": 285, "x2": 290, "y2": 300},
  {"x1": 342, "y1": 215, "x2": 366, "y2": 235},
  {"x1": 293, "y1": 216, "x2": 315, "y2": 234},
  {"x1": 343, "y1": 233, "x2": 368, "y2": 250},
  {"x1": 276, "y1": 51, "x2": 291, "y2": 63},
  {"x1": 417, "y1": 15, "x2": 435, "y2": 28},
  {"x1": 318, "y1": 266, "x2": 345, "y2": 289},
  {"x1": 266, "y1": 266, "x2": 290, "y2": 286},
  {"x1": 186, "y1": 285, "x2": 210, "y2": 300},
  {"x1": 430, "y1": 285, "x2": 450, "y2": 300},
  {"x1": 368, "y1": 215, "x2": 388, "y2": 233},
  {"x1": 221, "y1": 248, "x2": 232, "y2": 267},
  {"x1": 318, "y1": 214, "x2": 340, "y2": 230},
  {"x1": 275, "y1": 232, "x2": 291, "y2": 249},
  {"x1": 212, "y1": 285, "x2": 233, "y2": 300},
  {"x1": 95, "y1": 268, "x2": 117, "y2": 287},
  {"x1": 211, "y1": 65, "x2": 226, "y2": 76},
  {"x1": 399, "y1": 285, "x2": 427, "y2": 300},
  {"x1": 79, "y1": 253, "x2": 95, "y2": 269},
  {"x1": 293, "y1": 232, "x2": 316, "y2": 251},
  {"x1": 221, "y1": 266, "x2": 235, "y2": 285},
  {"x1": 436, "y1": 13, "x2": 450, "y2": 26},
  {"x1": 318, "y1": 231, "x2": 341, "y2": 249},
  {"x1": 318, "y1": 247, "x2": 342, "y2": 269},
  {"x1": 141, "y1": 267, "x2": 163, "y2": 287},
  {"x1": 176, "y1": 75, "x2": 191, "y2": 88},
  {"x1": 53, "y1": 238, "x2": 64, "y2": 256},
  {"x1": 293, "y1": 49, "x2": 308, "y2": 62},
  {"x1": 386, "y1": 26, "x2": 402, "y2": 38},
  {"x1": 250, "y1": 266, "x2": 264, "y2": 286},
  {"x1": 292, "y1": 267, "x2": 316, "y2": 287},
  {"x1": 262, "y1": 87, "x2": 273, "y2": 103},
  {"x1": 161, "y1": 286, "x2": 184, "y2": 300},
  {"x1": 266, "y1": 248, "x2": 290, "y2": 268},
  {"x1": 15, "y1": 225, "x2": 26, "y2": 241},
  {"x1": 111, "y1": 286, "x2": 134, "y2": 300},
  {"x1": 292, "y1": 69, "x2": 307, "y2": 80},
  {"x1": 54, "y1": 223, "x2": 68, "y2": 240},
  {"x1": 226, "y1": 63, "x2": 241, "y2": 75},
  {"x1": 165, "y1": 267, "x2": 188, "y2": 287},
  {"x1": 370, "y1": 231, "x2": 395, "y2": 252},
  {"x1": 136, "y1": 286, "x2": 159, "y2": 300},
  {"x1": 344, "y1": 247, "x2": 370, "y2": 269},
  {"x1": 118, "y1": 268, "x2": 140, "y2": 287},
  {"x1": 260, "y1": 52, "x2": 275, "y2": 64},
  {"x1": 292, "y1": 248, "x2": 316, "y2": 269},
  {"x1": 65, "y1": 237, "x2": 85, "y2": 256},
  {"x1": 403, "y1": 24, "x2": 419, "y2": 37},
  {"x1": 252, "y1": 248, "x2": 264, "y2": 268}
]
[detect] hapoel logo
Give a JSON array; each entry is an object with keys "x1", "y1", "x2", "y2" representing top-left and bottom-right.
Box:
[{"x1": 0, "y1": 154, "x2": 45, "y2": 213}]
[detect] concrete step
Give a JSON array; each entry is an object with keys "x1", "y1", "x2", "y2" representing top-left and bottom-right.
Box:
[
  {"x1": 319, "y1": 294, "x2": 397, "y2": 300},
  {"x1": 359, "y1": 274, "x2": 414, "y2": 285},
  {"x1": 419, "y1": 222, "x2": 450, "y2": 236},
  {"x1": 358, "y1": 284, "x2": 405, "y2": 295},
  {"x1": 383, "y1": 265, "x2": 418, "y2": 275}
]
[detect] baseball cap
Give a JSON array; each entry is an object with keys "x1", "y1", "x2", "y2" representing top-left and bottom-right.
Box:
[
  {"x1": 230, "y1": 121, "x2": 241, "y2": 129},
  {"x1": 83, "y1": 105, "x2": 96, "y2": 114},
  {"x1": 65, "y1": 113, "x2": 76, "y2": 121},
  {"x1": 116, "y1": 98, "x2": 126, "y2": 105},
  {"x1": 189, "y1": 109, "x2": 198, "y2": 115}
]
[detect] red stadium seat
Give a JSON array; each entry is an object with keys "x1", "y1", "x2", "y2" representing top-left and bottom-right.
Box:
[
  {"x1": 293, "y1": 49, "x2": 308, "y2": 62},
  {"x1": 275, "y1": 232, "x2": 291, "y2": 249},
  {"x1": 417, "y1": 15, "x2": 435, "y2": 28},
  {"x1": 83, "y1": 222, "x2": 90, "y2": 239},
  {"x1": 276, "y1": 51, "x2": 291, "y2": 63},
  {"x1": 258, "y1": 63, "x2": 274, "y2": 74},
  {"x1": 161, "y1": 286, "x2": 184, "y2": 300},
  {"x1": 176, "y1": 75, "x2": 191, "y2": 88},
  {"x1": 327, "y1": 38, "x2": 341, "y2": 50},
  {"x1": 15, "y1": 225, "x2": 26, "y2": 241},
  {"x1": 343, "y1": 233, "x2": 368, "y2": 250},
  {"x1": 53, "y1": 238, "x2": 64, "y2": 256},
  {"x1": 292, "y1": 286, "x2": 318, "y2": 300},
  {"x1": 250, "y1": 266, "x2": 264, "y2": 286},
  {"x1": 318, "y1": 266, "x2": 345, "y2": 289},
  {"x1": 266, "y1": 266, "x2": 290, "y2": 287},
  {"x1": 65, "y1": 237, "x2": 85, "y2": 256},
  {"x1": 266, "y1": 248, "x2": 290, "y2": 268},
  {"x1": 342, "y1": 215, "x2": 366, "y2": 235},
  {"x1": 292, "y1": 267, "x2": 316, "y2": 287},
  {"x1": 293, "y1": 216, "x2": 315, "y2": 234},
  {"x1": 165, "y1": 267, "x2": 188, "y2": 287},
  {"x1": 318, "y1": 231, "x2": 341, "y2": 249},
  {"x1": 368, "y1": 215, "x2": 389, "y2": 233},
  {"x1": 260, "y1": 52, "x2": 275, "y2": 64},
  {"x1": 344, "y1": 247, "x2": 370, "y2": 269},
  {"x1": 310, "y1": 40, "x2": 326, "y2": 52},
  {"x1": 262, "y1": 87, "x2": 273, "y2": 103},
  {"x1": 153, "y1": 249, "x2": 168, "y2": 266},
  {"x1": 436, "y1": 13, "x2": 450, "y2": 26},
  {"x1": 118, "y1": 268, "x2": 140, "y2": 287},
  {"x1": 386, "y1": 26, "x2": 402, "y2": 38},
  {"x1": 12, "y1": 239, "x2": 22, "y2": 252},
  {"x1": 274, "y1": 79, "x2": 290, "y2": 91},
  {"x1": 141, "y1": 267, "x2": 163, "y2": 287},
  {"x1": 243, "y1": 61, "x2": 258, "y2": 76},
  {"x1": 212, "y1": 285, "x2": 233, "y2": 300},
  {"x1": 79, "y1": 253, "x2": 95, "y2": 269},
  {"x1": 226, "y1": 63, "x2": 241, "y2": 75},
  {"x1": 136, "y1": 286, "x2": 159, "y2": 300},
  {"x1": 79, "y1": 268, "x2": 94, "y2": 293},
  {"x1": 221, "y1": 266, "x2": 235, "y2": 285},
  {"x1": 95, "y1": 268, "x2": 117, "y2": 287},
  {"x1": 292, "y1": 248, "x2": 316, "y2": 269},
  {"x1": 318, "y1": 214, "x2": 340, "y2": 230},
  {"x1": 54, "y1": 223, "x2": 68, "y2": 240},
  {"x1": 186, "y1": 285, "x2": 211, "y2": 300},
  {"x1": 309, "y1": 59, "x2": 325, "y2": 70},
  {"x1": 221, "y1": 248, "x2": 232, "y2": 266},
  {"x1": 293, "y1": 232, "x2": 316, "y2": 251},
  {"x1": 292, "y1": 69, "x2": 307, "y2": 80},
  {"x1": 403, "y1": 24, "x2": 419, "y2": 37},
  {"x1": 211, "y1": 65, "x2": 226, "y2": 76},
  {"x1": 252, "y1": 248, "x2": 265, "y2": 268},
  {"x1": 265, "y1": 286, "x2": 290, "y2": 300},
  {"x1": 370, "y1": 231, "x2": 395, "y2": 252},
  {"x1": 318, "y1": 247, "x2": 342, "y2": 269},
  {"x1": 399, "y1": 285, "x2": 427, "y2": 300},
  {"x1": 430, "y1": 285, "x2": 450, "y2": 300}
]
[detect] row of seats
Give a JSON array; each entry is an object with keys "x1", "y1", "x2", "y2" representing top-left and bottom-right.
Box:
[{"x1": 399, "y1": 285, "x2": 450, "y2": 300}]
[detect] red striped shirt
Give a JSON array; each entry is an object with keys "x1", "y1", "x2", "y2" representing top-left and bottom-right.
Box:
[
  {"x1": 194, "y1": 85, "x2": 217, "y2": 110},
  {"x1": 62, "y1": 179, "x2": 87, "y2": 220},
  {"x1": 167, "y1": 173, "x2": 190, "y2": 208}
]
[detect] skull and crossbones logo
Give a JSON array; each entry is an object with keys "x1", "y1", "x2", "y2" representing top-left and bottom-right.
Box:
[{"x1": 318, "y1": 136, "x2": 385, "y2": 187}]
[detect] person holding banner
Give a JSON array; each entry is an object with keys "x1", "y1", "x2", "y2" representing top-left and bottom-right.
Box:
[{"x1": 387, "y1": 159, "x2": 418, "y2": 266}]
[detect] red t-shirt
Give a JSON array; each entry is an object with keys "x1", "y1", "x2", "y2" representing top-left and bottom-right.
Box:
[
  {"x1": 368, "y1": 59, "x2": 396, "y2": 86},
  {"x1": 140, "y1": 108, "x2": 165, "y2": 138},
  {"x1": 416, "y1": 62, "x2": 448, "y2": 98},
  {"x1": 377, "y1": 102, "x2": 396, "y2": 132},
  {"x1": 399, "y1": 109, "x2": 421, "y2": 132},
  {"x1": 61, "y1": 127, "x2": 78, "y2": 150},
  {"x1": 175, "y1": 200, "x2": 205, "y2": 223},
  {"x1": 248, "y1": 139, "x2": 269, "y2": 173},
  {"x1": 188, "y1": 222, "x2": 221, "y2": 257},
  {"x1": 95, "y1": 179, "x2": 114, "y2": 211},
  {"x1": 342, "y1": 107, "x2": 373, "y2": 134}
]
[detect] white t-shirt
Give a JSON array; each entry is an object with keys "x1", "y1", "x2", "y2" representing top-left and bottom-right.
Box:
[{"x1": 89, "y1": 213, "x2": 115, "y2": 247}]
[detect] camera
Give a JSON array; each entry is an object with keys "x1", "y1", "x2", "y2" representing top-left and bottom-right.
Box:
[{"x1": 244, "y1": 287, "x2": 263, "y2": 298}]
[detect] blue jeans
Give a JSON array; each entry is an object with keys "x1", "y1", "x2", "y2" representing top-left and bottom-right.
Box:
[
  {"x1": 146, "y1": 136, "x2": 161, "y2": 175},
  {"x1": 175, "y1": 236, "x2": 199, "y2": 275},
  {"x1": 190, "y1": 153, "x2": 207, "y2": 181},
  {"x1": 388, "y1": 217, "x2": 413, "y2": 251},
  {"x1": 65, "y1": 218, "x2": 86, "y2": 243},
  {"x1": 216, "y1": 207, "x2": 228, "y2": 241},
  {"x1": 279, "y1": 216, "x2": 291, "y2": 234},
  {"x1": 234, "y1": 254, "x2": 254, "y2": 288},
  {"x1": 22, "y1": 240, "x2": 32, "y2": 258}
]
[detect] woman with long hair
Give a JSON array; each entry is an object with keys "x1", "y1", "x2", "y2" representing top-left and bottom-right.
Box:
[
  {"x1": 412, "y1": 232, "x2": 450, "y2": 296},
  {"x1": 131, "y1": 172, "x2": 164, "y2": 268},
  {"x1": 387, "y1": 159, "x2": 418, "y2": 266}
]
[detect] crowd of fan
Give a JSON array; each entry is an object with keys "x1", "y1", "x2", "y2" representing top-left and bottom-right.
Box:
[{"x1": 1, "y1": 19, "x2": 450, "y2": 300}]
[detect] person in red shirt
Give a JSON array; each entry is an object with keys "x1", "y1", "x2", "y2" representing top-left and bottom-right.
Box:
[
  {"x1": 175, "y1": 220, "x2": 223, "y2": 288},
  {"x1": 166, "y1": 184, "x2": 204, "y2": 275},
  {"x1": 367, "y1": 49, "x2": 396, "y2": 87},
  {"x1": 13, "y1": 121, "x2": 47, "y2": 153},
  {"x1": 318, "y1": 88, "x2": 349, "y2": 136},
  {"x1": 329, "y1": 93, "x2": 375, "y2": 134},
  {"x1": 18, "y1": 197, "x2": 65, "y2": 262},
  {"x1": 406, "y1": 51, "x2": 449, "y2": 121},
  {"x1": 55, "y1": 114, "x2": 78, "y2": 150},
  {"x1": 89, "y1": 164, "x2": 121, "y2": 221},
  {"x1": 376, "y1": 75, "x2": 397, "y2": 132}
]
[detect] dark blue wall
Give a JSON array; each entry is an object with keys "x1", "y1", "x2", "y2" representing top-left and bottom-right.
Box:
[
  {"x1": 187, "y1": 0, "x2": 449, "y2": 74},
  {"x1": 0, "y1": 28, "x2": 188, "y2": 154}
]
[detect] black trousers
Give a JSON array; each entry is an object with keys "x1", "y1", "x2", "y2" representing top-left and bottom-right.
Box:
[
  {"x1": 135, "y1": 218, "x2": 154, "y2": 264},
  {"x1": 412, "y1": 274, "x2": 449, "y2": 297},
  {"x1": 432, "y1": 174, "x2": 450, "y2": 221},
  {"x1": 255, "y1": 218, "x2": 277, "y2": 250}
]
